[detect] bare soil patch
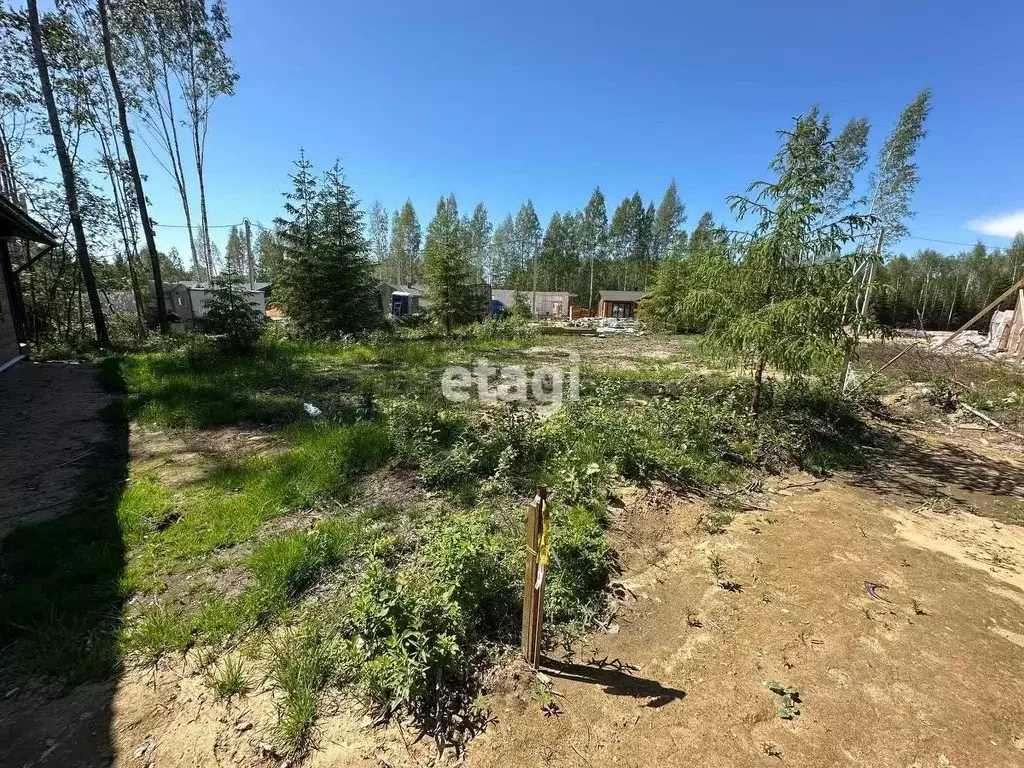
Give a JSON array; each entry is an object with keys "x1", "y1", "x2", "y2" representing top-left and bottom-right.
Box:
[
  {"x1": 468, "y1": 479, "x2": 1024, "y2": 768},
  {"x1": 130, "y1": 423, "x2": 286, "y2": 488}
]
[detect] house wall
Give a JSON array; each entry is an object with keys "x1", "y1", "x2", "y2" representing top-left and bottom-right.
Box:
[
  {"x1": 599, "y1": 300, "x2": 637, "y2": 319},
  {"x1": 491, "y1": 290, "x2": 570, "y2": 318},
  {"x1": 0, "y1": 260, "x2": 22, "y2": 367}
]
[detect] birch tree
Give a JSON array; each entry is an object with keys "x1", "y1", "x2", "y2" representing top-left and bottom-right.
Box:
[{"x1": 26, "y1": 0, "x2": 109, "y2": 345}]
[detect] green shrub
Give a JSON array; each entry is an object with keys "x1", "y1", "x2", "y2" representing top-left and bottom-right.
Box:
[
  {"x1": 339, "y1": 511, "x2": 519, "y2": 736},
  {"x1": 420, "y1": 439, "x2": 479, "y2": 489},
  {"x1": 204, "y1": 280, "x2": 265, "y2": 352},
  {"x1": 421, "y1": 511, "x2": 521, "y2": 632},
  {"x1": 343, "y1": 560, "x2": 468, "y2": 723}
]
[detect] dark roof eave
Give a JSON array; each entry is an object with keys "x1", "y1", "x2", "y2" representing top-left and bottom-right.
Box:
[{"x1": 0, "y1": 194, "x2": 57, "y2": 246}]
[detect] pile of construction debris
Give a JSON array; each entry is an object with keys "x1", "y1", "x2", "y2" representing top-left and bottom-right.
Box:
[{"x1": 561, "y1": 317, "x2": 646, "y2": 336}]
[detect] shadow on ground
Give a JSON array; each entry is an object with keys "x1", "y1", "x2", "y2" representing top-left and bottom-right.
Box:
[
  {"x1": 540, "y1": 656, "x2": 686, "y2": 709},
  {"x1": 849, "y1": 427, "x2": 1024, "y2": 524},
  {"x1": 0, "y1": 361, "x2": 128, "y2": 768}
]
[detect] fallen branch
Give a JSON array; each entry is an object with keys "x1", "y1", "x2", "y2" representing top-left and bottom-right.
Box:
[
  {"x1": 959, "y1": 403, "x2": 1024, "y2": 442},
  {"x1": 850, "y1": 340, "x2": 922, "y2": 392}
]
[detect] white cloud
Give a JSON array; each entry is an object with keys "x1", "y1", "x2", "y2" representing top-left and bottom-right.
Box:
[{"x1": 967, "y1": 211, "x2": 1024, "y2": 238}]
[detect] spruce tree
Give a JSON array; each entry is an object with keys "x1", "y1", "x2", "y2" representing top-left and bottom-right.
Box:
[
  {"x1": 423, "y1": 194, "x2": 473, "y2": 335},
  {"x1": 274, "y1": 154, "x2": 379, "y2": 338},
  {"x1": 224, "y1": 225, "x2": 245, "y2": 274}
]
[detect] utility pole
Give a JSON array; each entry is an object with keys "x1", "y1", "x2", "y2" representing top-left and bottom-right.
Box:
[
  {"x1": 842, "y1": 227, "x2": 885, "y2": 392},
  {"x1": 531, "y1": 235, "x2": 539, "y2": 315},
  {"x1": 244, "y1": 218, "x2": 255, "y2": 289}
]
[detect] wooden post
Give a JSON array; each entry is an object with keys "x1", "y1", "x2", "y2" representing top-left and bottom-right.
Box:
[
  {"x1": 522, "y1": 485, "x2": 548, "y2": 668},
  {"x1": 936, "y1": 278, "x2": 1024, "y2": 349},
  {"x1": 1011, "y1": 290, "x2": 1019, "y2": 370},
  {"x1": 244, "y1": 219, "x2": 255, "y2": 290}
]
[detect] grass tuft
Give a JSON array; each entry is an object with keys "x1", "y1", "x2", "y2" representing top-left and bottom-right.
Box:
[{"x1": 207, "y1": 655, "x2": 251, "y2": 701}]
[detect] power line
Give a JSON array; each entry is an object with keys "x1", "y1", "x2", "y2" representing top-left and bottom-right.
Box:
[
  {"x1": 903, "y1": 234, "x2": 1005, "y2": 249},
  {"x1": 152, "y1": 220, "x2": 1013, "y2": 253}
]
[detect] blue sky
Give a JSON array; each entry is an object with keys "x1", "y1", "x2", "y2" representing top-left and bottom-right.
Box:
[{"x1": 141, "y1": 0, "x2": 1024, "y2": 258}]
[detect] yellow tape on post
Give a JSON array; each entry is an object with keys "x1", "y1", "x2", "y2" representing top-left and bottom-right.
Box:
[{"x1": 538, "y1": 498, "x2": 551, "y2": 566}]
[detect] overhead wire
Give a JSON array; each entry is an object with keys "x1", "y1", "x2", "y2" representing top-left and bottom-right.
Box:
[{"x1": 151, "y1": 221, "x2": 1014, "y2": 253}]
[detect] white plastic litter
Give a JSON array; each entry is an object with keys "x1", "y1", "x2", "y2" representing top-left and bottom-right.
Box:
[{"x1": 303, "y1": 403, "x2": 323, "y2": 418}]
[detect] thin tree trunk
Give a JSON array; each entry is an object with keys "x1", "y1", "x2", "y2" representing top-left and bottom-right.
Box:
[
  {"x1": 97, "y1": 0, "x2": 168, "y2": 334},
  {"x1": 95, "y1": 121, "x2": 145, "y2": 336},
  {"x1": 589, "y1": 249, "x2": 595, "y2": 309},
  {"x1": 752, "y1": 358, "x2": 766, "y2": 416},
  {"x1": 192, "y1": 123, "x2": 214, "y2": 276},
  {"x1": 27, "y1": 0, "x2": 109, "y2": 346},
  {"x1": 28, "y1": 267, "x2": 38, "y2": 347},
  {"x1": 158, "y1": 58, "x2": 201, "y2": 276}
]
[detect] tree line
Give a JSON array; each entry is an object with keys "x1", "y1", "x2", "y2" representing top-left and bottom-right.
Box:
[
  {"x1": 359, "y1": 181, "x2": 688, "y2": 309},
  {"x1": 873, "y1": 237, "x2": 1024, "y2": 330}
]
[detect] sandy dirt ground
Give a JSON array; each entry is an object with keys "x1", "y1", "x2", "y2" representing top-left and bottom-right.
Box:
[
  {"x1": 0, "y1": 360, "x2": 119, "y2": 539},
  {"x1": 4, "y1": 417, "x2": 1024, "y2": 767}
]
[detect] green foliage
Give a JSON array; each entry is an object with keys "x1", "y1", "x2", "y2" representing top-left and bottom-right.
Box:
[
  {"x1": 765, "y1": 680, "x2": 802, "y2": 719},
  {"x1": 545, "y1": 506, "x2": 611, "y2": 625},
  {"x1": 420, "y1": 439, "x2": 478, "y2": 490},
  {"x1": 337, "y1": 509, "x2": 521, "y2": 740},
  {"x1": 274, "y1": 153, "x2": 382, "y2": 339},
  {"x1": 245, "y1": 519, "x2": 362, "y2": 621},
  {"x1": 682, "y1": 111, "x2": 873, "y2": 410},
  {"x1": 463, "y1": 316, "x2": 535, "y2": 341},
  {"x1": 111, "y1": 338, "x2": 310, "y2": 427},
  {"x1": 387, "y1": 200, "x2": 422, "y2": 285},
  {"x1": 0, "y1": 466, "x2": 145, "y2": 682},
  {"x1": 868, "y1": 88, "x2": 932, "y2": 247},
  {"x1": 423, "y1": 194, "x2": 477, "y2": 334},
  {"x1": 706, "y1": 550, "x2": 740, "y2": 591},
  {"x1": 124, "y1": 603, "x2": 194, "y2": 662},
  {"x1": 342, "y1": 558, "x2": 470, "y2": 725},
  {"x1": 206, "y1": 656, "x2": 250, "y2": 701},
  {"x1": 698, "y1": 509, "x2": 734, "y2": 535},
  {"x1": 265, "y1": 624, "x2": 342, "y2": 753},
  {"x1": 203, "y1": 278, "x2": 264, "y2": 351}
]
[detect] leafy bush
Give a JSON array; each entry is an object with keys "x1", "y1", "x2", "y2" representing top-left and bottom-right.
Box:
[
  {"x1": 342, "y1": 559, "x2": 468, "y2": 724},
  {"x1": 421, "y1": 439, "x2": 479, "y2": 490},
  {"x1": 204, "y1": 280, "x2": 265, "y2": 351},
  {"x1": 421, "y1": 511, "x2": 521, "y2": 632},
  {"x1": 339, "y1": 511, "x2": 519, "y2": 738},
  {"x1": 382, "y1": 398, "x2": 470, "y2": 460}
]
